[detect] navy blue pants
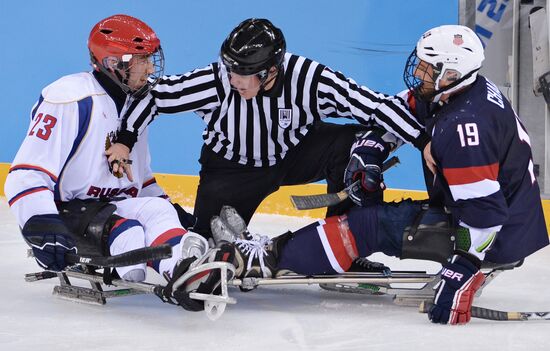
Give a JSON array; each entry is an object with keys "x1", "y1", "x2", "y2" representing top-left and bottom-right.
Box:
[{"x1": 278, "y1": 200, "x2": 424, "y2": 275}]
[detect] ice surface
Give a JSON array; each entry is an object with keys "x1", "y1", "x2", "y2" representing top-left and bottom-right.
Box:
[{"x1": 0, "y1": 199, "x2": 549, "y2": 351}]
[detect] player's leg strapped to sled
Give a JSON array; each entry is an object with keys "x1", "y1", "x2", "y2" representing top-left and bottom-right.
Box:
[
  {"x1": 24, "y1": 199, "x2": 523, "y2": 320},
  {"x1": 188, "y1": 203, "x2": 520, "y2": 310},
  {"x1": 209, "y1": 203, "x2": 521, "y2": 307},
  {"x1": 24, "y1": 198, "x2": 284, "y2": 319}
]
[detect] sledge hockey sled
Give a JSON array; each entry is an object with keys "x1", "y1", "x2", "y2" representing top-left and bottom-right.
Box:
[
  {"x1": 24, "y1": 245, "x2": 522, "y2": 320},
  {"x1": 24, "y1": 245, "x2": 237, "y2": 320}
]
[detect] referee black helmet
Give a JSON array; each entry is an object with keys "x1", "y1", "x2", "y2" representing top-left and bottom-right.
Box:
[{"x1": 220, "y1": 18, "x2": 286, "y2": 77}]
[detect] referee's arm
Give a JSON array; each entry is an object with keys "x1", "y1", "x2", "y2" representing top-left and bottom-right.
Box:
[
  {"x1": 117, "y1": 64, "x2": 221, "y2": 149},
  {"x1": 316, "y1": 67, "x2": 430, "y2": 151}
]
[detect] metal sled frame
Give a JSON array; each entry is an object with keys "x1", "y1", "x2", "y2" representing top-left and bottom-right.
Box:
[
  {"x1": 25, "y1": 259, "x2": 519, "y2": 319},
  {"x1": 25, "y1": 261, "x2": 237, "y2": 320},
  {"x1": 316, "y1": 261, "x2": 519, "y2": 306}
]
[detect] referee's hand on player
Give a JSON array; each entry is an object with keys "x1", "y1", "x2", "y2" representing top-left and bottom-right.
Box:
[
  {"x1": 106, "y1": 143, "x2": 134, "y2": 181},
  {"x1": 423, "y1": 141, "x2": 436, "y2": 175}
]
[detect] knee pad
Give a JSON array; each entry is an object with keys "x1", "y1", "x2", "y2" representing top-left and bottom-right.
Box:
[
  {"x1": 278, "y1": 219, "x2": 357, "y2": 275},
  {"x1": 401, "y1": 206, "x2": 456, "y2": 264},
  {"x1": 138, "y1": 197, "x2": 181, "y2": 227},
  {"x1": 180, "y1": 232, "x2": 209, "y2": 259}
]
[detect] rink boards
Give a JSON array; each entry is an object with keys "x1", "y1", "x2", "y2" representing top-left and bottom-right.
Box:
[{"x1": 1, "y1": 163, "x2": 549, "y2": 235}]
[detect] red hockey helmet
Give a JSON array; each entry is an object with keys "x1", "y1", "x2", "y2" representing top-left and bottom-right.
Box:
[{"x1": 88, "y1": 14, "x2": 164, "y2": 97}]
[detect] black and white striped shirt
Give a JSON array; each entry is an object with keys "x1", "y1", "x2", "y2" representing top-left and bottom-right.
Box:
[{"x1": 118, "y1": 53, "x2": 429, "y2": 167}]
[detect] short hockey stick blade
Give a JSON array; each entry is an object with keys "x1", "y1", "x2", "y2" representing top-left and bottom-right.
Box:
[
  {"x1": 25, "y1": 271, "x2": 58, "y2": 282},
  {"x1": 65, "y1": 244, "x2": 172, "y2": 268},
  {"x1": 290, "y1": 156, "x2": 400, "y2": 210},
  {"x1": 380, "y1": 155, "x2": 400, "y2": 173},
  {"x1": 290, "y1": 180, "x2": 358, "y2": 210},
  {"x1": 419, "y1": 300, "x2": 550, "y2": 321}
]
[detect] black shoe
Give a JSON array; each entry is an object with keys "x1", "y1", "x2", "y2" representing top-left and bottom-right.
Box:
[{"x1": 233, "y1": 236, "x2": 277, "y2": 279}]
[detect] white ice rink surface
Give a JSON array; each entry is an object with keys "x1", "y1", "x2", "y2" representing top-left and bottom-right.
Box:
[{"x1": 1, "y1": 199, "x2": 549, "y2": 351}]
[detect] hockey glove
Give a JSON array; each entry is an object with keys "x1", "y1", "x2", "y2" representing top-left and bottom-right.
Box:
[
  {"x1": 21, "y1": 214, "x2": 77, "y2": 271},
  {"x1": 344, "y1": 131, "x2": 390, "y2": 207},
  {"x1": 429, "y1": 252, "x2": 485, "y2": 325},
  {"x1": 172, "y1": 203, "x2": 198, "y2": 230}
]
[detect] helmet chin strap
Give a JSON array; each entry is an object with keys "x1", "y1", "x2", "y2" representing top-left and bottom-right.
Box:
[
  {"x1": 97, "y1": 62, "x2": 152, "y2": 99},
  {"x1": 428, "y1": 67, "x2": 480, "y2": 103},
  {"x1": 91, "y1": 54, "x2": 134, "y2": 96},
  {"x1": 258, "y1": 65, "x2": 281, "y2": 93},
  {"x1": 98, "y1": 66, "x2": 133, "y2": 96}
]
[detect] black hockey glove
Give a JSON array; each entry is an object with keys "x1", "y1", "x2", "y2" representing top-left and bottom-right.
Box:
[
  {"x1": 21, "y1": 214, "x2": 77, "y2": 271},
  {"x1": 172, "y1": 203, "x2": 198, "y2": 230},
  {"x1": 344, "y1": 131, "x2": 390, "y2": 207}
]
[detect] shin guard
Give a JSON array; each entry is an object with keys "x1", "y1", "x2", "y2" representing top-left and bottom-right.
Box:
[{"x1": 277, "y1": 216, "x2": 359, "y2": 275}]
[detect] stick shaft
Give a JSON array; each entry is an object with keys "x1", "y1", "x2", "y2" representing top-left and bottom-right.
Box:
[
  {"x1": 419, "y1": 301, "x2": 550, "y2": 321},
  {"x1": 290, "y1": 156, "x2": 400, "y2": 210}
]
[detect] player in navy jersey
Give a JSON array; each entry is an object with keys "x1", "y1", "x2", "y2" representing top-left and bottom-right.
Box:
[
  {"x1": 212, "y1": 24, "x2": 548, "y2": 325},
  {"x1": 401, "y1": 25, "x2": 549, "y2": 262},
  {"x1": 401, "y1": 25, "x2": 548, "y2": 324},
  {"x1": 106, "y1": 18, "x2": 434, "y2": 245}
]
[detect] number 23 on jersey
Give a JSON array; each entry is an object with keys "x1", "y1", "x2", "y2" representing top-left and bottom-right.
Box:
[{"x1": 29, "y1": 113, "x2": 57, "y2": 141}]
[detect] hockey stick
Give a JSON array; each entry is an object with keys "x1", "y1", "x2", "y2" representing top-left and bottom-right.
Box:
[
  {"x1": 25, "y1": 270, "x2": 58, "y2": 282},
  {"x1": 64, "y1": 244, "x2": 172, "y2": 268},
  {"x1": 419, "y1": 301, "x2": 550, "y2": 321},
  {"x1": 290, "y1": 156, "x2": 400, "y2": 210}
]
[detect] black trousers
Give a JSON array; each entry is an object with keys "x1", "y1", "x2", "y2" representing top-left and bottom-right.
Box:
[{"x1": 193, "y1": 121, "x2": 367, "y2": 238}]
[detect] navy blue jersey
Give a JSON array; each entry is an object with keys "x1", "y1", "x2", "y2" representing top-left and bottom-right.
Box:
[{"x1": 423, "y1": 76, "x2": 548, "y2": 263}]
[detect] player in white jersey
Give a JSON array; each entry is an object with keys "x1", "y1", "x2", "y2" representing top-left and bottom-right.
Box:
[
  {"x1": 3, "y1": 15, "x2": 237, "y2": 311},
  {"x1": 5, "y1": 15, "x2": 284, "y2": 312},
  {"x1": 3, "y1": 14, "x2": 199, "y2": 279}
]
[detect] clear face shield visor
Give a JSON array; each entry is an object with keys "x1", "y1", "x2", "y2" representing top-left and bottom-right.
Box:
[
  {"x1": 224, "y1": 66, "x2": 272, "y2": 93},
  {"x1": 220, "y1": 51, "x2": 268, "y2": 92}
]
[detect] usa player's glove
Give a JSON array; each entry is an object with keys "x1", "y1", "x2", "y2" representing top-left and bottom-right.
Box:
[
  {"x1": 429, "y1": 252, "x2": 485, "y2": 325},
  {"x1": 344, "y1": 131, "x2": 390, "y2": 207},
  {"x1": 22, "y1": 214, "x2": 77, "y2": 271}
]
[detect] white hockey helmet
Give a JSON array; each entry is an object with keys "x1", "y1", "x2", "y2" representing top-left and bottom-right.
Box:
[{"x1": 404, "y1": 25, "x2": 485, "y2": 102}]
